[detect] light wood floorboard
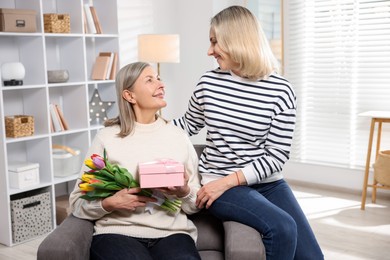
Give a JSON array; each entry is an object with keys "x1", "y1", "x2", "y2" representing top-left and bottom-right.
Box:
[
  {"x1": 0, "y1": 182, "x2": 389, "y2": 260},
  {"x1": 292, "y1": 183, "x2": 390, "y2": 260}
]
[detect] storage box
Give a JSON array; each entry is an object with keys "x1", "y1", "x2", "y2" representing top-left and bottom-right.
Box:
[
  {"x1": 8, "y1": 161, "x2": 40, "y2": 189},
  {"x1": 11, "y1": 190, "x2": 52, "y2": 243},
  {"x1": 5, "y1": 115, "x2": 34, "y2": 138},
  {"x1": 44, "y1": 13, "x2": 70, "y2": 33},
  {"x1": 52, "y1": 145, "x2": 81, "y2": 177},
  {"x1": 139, "y1": 159, "x2": 185, "y2": 188},
  {"x1": 0, "y1": 8, "x2": 37, "y2": 32}
]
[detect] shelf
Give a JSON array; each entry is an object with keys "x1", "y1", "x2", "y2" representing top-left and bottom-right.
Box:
[
  {"x1": 0, "y1": 32, "x2": 43, "y2": 37},
  {"x1": 0, "y1": 0, "x2": 119, "y2": 246},
  {"x1": 1, "y1": 84, "x2": 46, "y2": 90},
  {"x1": 5, "y1": 134, "x2": 48, "y2": 144},
  {"x1": 9, "y1": 181, "x2": 52, "y2": 196}
]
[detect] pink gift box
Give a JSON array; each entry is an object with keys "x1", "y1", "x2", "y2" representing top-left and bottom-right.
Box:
[{"x1": 139, "y1": 159, "x2": 184, "y2": 188}]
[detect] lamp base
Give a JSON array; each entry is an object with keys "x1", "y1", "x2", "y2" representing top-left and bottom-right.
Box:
[{"x1": 3, "y1": 80, "x2": 23, "y2": 86}]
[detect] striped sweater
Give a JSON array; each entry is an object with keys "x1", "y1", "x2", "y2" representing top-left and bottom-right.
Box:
[{"x1": 173, "y1": 69, "x2": 297, "y2": 185}]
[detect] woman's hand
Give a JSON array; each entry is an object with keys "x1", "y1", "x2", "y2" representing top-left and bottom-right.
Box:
[
  {"x1": 196, "y1": 171, "x2": 243, "y2": 209},
  {"x1": 157, "y1": 173, "x2": 190, "y2": 198},
  {"x1": 102, "y1": 187, "x2": 157, "y2": 212}
]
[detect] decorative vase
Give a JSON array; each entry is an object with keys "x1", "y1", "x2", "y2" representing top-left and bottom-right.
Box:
[
  {"x1": 1, "y1": 62, "x2": 26, "y2": 86},
  {"x1": 47, "y1": 70, "x2": 69, "y2": 83}
]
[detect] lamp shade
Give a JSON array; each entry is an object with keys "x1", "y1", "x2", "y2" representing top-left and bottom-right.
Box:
[
  {"x1": 138, "y1": 34, "x2": 180, "y2": 63},
  {"x1": 1, "y1": 62, "x2": 25, "y2": 86},
  {"x1": 1, "y1": 62, "x2": 25, "y2": 81}
]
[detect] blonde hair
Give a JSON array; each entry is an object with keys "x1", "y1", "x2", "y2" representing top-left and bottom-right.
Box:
[
  {"x1": 211, "y1": 5, "x2": 279, "y2": 80},
  {"x1": 104, "y1": 62, "x2": 149, "y2": 137}
]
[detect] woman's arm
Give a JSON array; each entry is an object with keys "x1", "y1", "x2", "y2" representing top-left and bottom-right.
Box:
[
  {"x1": 172, "y1": 89, "x2": 205, "y2": 136},
  {"x1": 68, "y1": 135, "x2": 110, "y2": 220},
  {"x1": 241, "y1": 108, "x2": 296, "y2": 185}
]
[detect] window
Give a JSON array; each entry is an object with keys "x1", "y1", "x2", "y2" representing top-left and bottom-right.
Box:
[{"x1": 284, "y1": 0, "x2": 390, "y2": 168}]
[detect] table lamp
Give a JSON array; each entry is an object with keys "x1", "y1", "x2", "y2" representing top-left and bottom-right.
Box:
[
  {"x1": 1, "y1": 62, "x2": 25, "y2": 86},
  {"x1": 137, "y1": 34, "x2": 180, "y2": 76}
]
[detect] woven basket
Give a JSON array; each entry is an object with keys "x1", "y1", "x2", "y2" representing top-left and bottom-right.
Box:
[
  {"x1": 5, "y1": 115, "x2": 34, "y2": 138},
  {"x1": 44, "y1": 13, "x2": 70, "y2": 33},
  {"x1": 373, "y1": 150, "x2": 390, "y2": 186}
]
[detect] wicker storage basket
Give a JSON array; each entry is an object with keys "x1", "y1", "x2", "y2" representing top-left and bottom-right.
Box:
[
  {"x1": 5, "y1": 115, "x2": 34, "y2": 138},
  {"x1": 373, "y1": 150, "x2": 390, "y2": 186},
  {"x1": 44, "y1": 13, "x2": 70, "y2": 33}
]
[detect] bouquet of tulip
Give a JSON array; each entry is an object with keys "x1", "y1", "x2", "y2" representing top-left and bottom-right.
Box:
[{"x1": 78, "y1": 149, "x2": 182, "y2": 212}]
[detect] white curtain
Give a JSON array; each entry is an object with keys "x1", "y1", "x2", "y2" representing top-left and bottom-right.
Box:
[{"x1": 284, "y1": 0, "x2": 390, "y2": 169}]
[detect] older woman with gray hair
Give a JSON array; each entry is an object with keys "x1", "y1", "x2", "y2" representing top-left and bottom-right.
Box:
[{"x1": 70, "y1": 62, "x2": 202, "y2": 260}]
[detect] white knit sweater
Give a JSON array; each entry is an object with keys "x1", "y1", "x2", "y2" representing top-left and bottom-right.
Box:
[{"x1": 69, "y1": 118, "x2": 201, "y2": 242}]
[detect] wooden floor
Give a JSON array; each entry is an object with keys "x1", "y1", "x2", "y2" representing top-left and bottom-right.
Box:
[
  {"x1": 0, "y1": 182, "x2": 389, "y2": 260},
  {"x1": 291, "y1": 183, "x2": 390, "y2": 260}
]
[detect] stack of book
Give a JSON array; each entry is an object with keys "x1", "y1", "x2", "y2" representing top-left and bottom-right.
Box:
[
  {"x1": 91, "y1": 52, "x2": 118, "y2": 80},
  {"x1": 49, "y1": 103, "x2": 69, "y2": 132},
  {"x1": 83, "y1": 4, "x2": 102, "y2": 34}
]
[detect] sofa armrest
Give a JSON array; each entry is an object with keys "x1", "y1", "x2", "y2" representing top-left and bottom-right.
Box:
[
  {"x1": 37, "y1": 214, "x2": 94, "y2": 260},
  {"x1": 223, "y1": 221, "x2": 266, "y2": 260}
]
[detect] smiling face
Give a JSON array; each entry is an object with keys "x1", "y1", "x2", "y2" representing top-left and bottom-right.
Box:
[
  {"x1": 122, "y1": 65, "x2": 166, "y2": 122},
  {"x1": 207, "y1": 28, "x2": 240, "y2": 73}
]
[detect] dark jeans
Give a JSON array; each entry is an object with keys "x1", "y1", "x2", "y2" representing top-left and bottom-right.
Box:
[
  {"x1": 208, "y1": 179, "x2": 324, "y2": 260},
  {"x1": 90, "y1": 233, "x2": 201, "y2": 260}
]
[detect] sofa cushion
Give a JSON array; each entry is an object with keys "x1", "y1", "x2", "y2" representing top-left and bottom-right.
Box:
[
  {"x1": 189, "y1": 210, "x2": 224, "y2": 252},
  {"x1": 199, "y1": 250, "x2": 224, "y2": 260}
]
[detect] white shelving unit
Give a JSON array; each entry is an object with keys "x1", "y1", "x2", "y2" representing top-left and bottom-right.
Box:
[{"x1": 0, "y1": 0, "x2": 119, "y2": 246}]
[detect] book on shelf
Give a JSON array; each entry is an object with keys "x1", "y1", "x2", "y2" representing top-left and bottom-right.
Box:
[
  {"x1": 90, "y1": 6, "x2": 103, "y2": 34},
  {"x1": 55, "y1": 104, "x2": 69, "y2": 130},
  {"x1": 82, "y1": 7, "x2": 88, "y2": 34},
  {"x1": 49, "y1": 103, "x2": 69, "y2": 132},
  {"x1": 91, "y1": 55, "x2": 110, "y2": 80},
  {"x1": 91, "y1": 52, "x2": 118, "y2": 80},
  {"x1": 109, "y1": 52, "x2": 118, "y2": 80},
  {"x1": 83, "y1": 4, "x2": 97, "y2": 34},
  {"x1": 99, "y1": 52, "x2": 115, "y2": 79}
]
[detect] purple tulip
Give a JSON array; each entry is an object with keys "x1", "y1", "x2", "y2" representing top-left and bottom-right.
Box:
[{"x1": 91, "y1": 154, "x2": 105, "y2": 169}]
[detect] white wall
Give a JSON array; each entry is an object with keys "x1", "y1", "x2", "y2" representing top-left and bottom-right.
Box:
[
  {"x1": 117, "y1": 0, "x2": 247, "y2": 144},
  {"x1": 117, "y1": 0, "x2": 153, "y2": 66},
  {"x1": 116, "y1": 0, "x2": 378, "y2": 194},
  {"x1": 284, "y1": 161, "x2": 370, "y2": 192}
]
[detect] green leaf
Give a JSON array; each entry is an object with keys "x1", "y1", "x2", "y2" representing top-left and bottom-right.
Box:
[
  {"x1": 87, "y1": 180, "x2": 122, "y2": 191},
  {"x1": 95, "y1": 169, "x2": 115, "y2": 180},
  {"x1": 120, "y1": 168, "x2": 133, "y2": 187},
  {"x1": 114, "y1": 171, "x2": 128, "y2": 187},
  {"x1": 130, "y1": 180, "x2": 140, "y2": 188},
  {"x1": 105, "y1": 162, "x2": 115, "y2": 174},
  {"x1": 103, "y1": 148, "x2": 107, "y2": 161},
  {"x1": 81, "y1": 190, "x2": 114, "y2": 200},
  {"x1": 103, "y1": 182, "x2": 123, "y2": 190}
]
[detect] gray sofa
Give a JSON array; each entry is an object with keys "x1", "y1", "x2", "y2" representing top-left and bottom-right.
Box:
[{"x1": 37, "y1": 145, "x2": 266, "y2": 260}]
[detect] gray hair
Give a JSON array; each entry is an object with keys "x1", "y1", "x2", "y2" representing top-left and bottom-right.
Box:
[{"x1": 104, "y1": 62, "x2": 150, "y2": 137}]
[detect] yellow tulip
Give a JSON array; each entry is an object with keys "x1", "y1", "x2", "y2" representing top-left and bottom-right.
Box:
[
  {"x1": 81, "y1": 174, "x2": 95, "y2": 182},
  {"x1": 84, "y1": 158, "x2": 96, "y2": 170},
  {"x1": 79, "y1": 183, "x2": 95, "y2": 191}
]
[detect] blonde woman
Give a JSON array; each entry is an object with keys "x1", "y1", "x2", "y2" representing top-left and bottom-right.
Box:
[
  {"x1": 173, "y1": 6, "x2": 323, "y2": 260},
  {"x1": 70, "y1": 62, "x2": 201, "y2": 260}
]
